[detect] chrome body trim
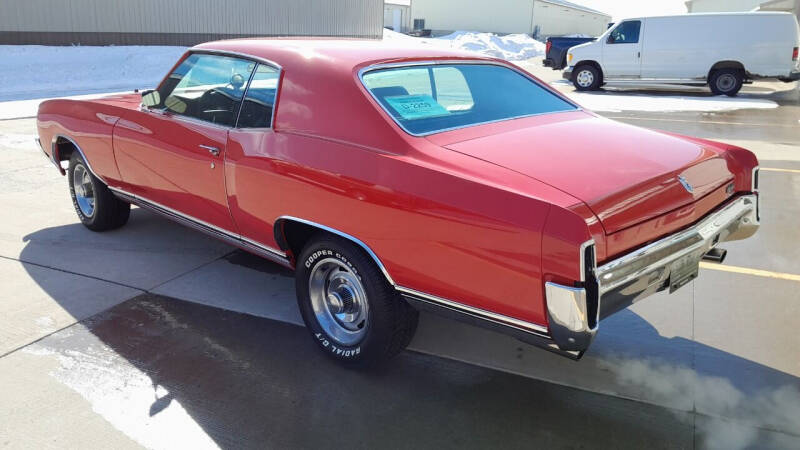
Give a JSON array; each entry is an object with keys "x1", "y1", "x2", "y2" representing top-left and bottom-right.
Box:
[
  {"x1": 396, "y1": 285, "x2": 549, "y2": 335},
  {"x1": 275, "y1": 216, "x2": 396, "y2": 286},
  {"x1": 578, "y1": 239, "x2": 595, "y2": 283},
  {"x1": 358, "y1": 60, "x2": 581, "y2": 137},
  {"x1": 50, "y1": 134, "x2": 107, "y2": 182},
  {"x1": 544, "y1": 194, "x2": 759, "y2": 354},
  {"x1": 751, "y1": 166, "x2": 759, "y2": 192},
  {"x1": 595, "y1": 194, "x2": 758, "y2": 297},
  {"x1": 545, "y1": 282, "x2": 596, "y2": 351},
  {"x1": 109, "y1": 186, "x2": 289, "y2": 265}
]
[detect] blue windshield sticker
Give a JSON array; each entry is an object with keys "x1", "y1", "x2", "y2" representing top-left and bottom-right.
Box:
[{"x1": 385, "y1": 95, "x2": 450, "y2": 120}]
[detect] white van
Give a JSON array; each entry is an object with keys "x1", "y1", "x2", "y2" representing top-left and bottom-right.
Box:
[{"x1": 564, "y1": 12, "x2": 800, "y2": 96}]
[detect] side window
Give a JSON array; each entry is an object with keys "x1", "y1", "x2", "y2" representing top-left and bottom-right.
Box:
[
  {"x1": 607, "y1": 21, "x2": 641, "y2": 44},
  {"x1": 237, "y1": 64, "x2": 280, "y2": 128},
  {"x1": 155, "y1": 53, "x2": 255, "y2": 127}
]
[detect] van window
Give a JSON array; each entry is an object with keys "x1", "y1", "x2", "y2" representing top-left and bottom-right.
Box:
[
  {"x1": 362, "y1": 64, "x2": 576, "y2": 135},
  {"x1": 607, "y1": 21, "x2": 641, "y2": 44}
]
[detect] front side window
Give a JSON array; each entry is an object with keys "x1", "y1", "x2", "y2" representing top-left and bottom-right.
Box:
[
  {"x1": 154, "y1": 53, "x2": 256, "y2": 127},
  {"x1": 607, "y1": 21, "x2": 641, "y2": 44},
  {"x1": 362, "y1": 64, "x2": 576, "y2": 135},
  {"x1": 238, "y1": 64, "x2": 281, "y2": 128}
]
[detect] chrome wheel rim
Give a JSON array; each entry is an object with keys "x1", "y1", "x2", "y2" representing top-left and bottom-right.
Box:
[
  {"x1": 72, "y1": 164, "x2": 95, "y2": 217},
  {"x1": 716, "y1": 74, "x2": 736, "y2": 92},
  {"x1": 576, "y1": 69, "x2": 594, "y2": 88},
  {"x1": 308, "y1": 258, "x2": 369, "y2": 346}
]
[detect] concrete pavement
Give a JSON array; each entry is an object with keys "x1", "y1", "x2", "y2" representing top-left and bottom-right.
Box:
[{"x1": 1, "y1": 82, "x2": 799, "y2": 448}]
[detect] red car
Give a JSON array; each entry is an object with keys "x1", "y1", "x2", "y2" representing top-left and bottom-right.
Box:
[{"x1": 36, "y1": 39, "x2": 760, "y2": 366}]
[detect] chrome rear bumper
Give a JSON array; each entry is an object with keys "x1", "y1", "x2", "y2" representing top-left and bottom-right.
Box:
[{"x1": 546, "y1": 194, "x2": 759, "y2": 354}]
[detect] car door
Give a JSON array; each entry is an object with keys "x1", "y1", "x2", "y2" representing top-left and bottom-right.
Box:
[
  {"x1": 602, "y1": 20, "x2": 643, "y2": 78},
  {"x1": 114, "y1": 52, "x2": 256, "y2": 233}
]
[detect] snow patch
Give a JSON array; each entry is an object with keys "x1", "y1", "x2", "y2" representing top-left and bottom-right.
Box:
[
  {"x1": 0, "y1": 91, "x2": 130, "y2": 120},
  {"x1": 0, "y1": 45, "x2": 186, "y2": 101},
  {"x1": 567, "y1": 92, "x2": 779, "y2": 113}
]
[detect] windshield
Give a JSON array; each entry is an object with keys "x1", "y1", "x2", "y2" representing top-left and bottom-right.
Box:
[{"x1": 361, "y1": 64, "x2": 577, "y2": 135}]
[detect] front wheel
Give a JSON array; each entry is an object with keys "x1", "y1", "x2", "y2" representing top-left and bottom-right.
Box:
[
  {"x1": 572, "y1": 64, "x2": 601, "y2": 91},
  {"x1": 709, "y1": 69, "x2": 744, "y2": 96},
  {"x1": 68, "y1": 152, "x2": 130, "y2": 231},
  {"x1": 295, "y1": 236, "x2": 419, "y2": 368}
]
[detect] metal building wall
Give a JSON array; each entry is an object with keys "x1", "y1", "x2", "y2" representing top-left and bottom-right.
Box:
[{"x1": 0, "y1": 0, "x2": 384, "y2": 45}]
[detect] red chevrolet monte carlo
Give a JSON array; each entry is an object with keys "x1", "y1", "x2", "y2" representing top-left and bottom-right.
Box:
[{"x1": 36, "y1": 39, "x2": 760, "y2": 366}]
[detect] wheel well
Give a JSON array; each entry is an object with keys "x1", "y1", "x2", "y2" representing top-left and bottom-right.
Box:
[
  {"x1": 274, "y1": 217, "x2": 396, "y2": 285},
  {"x1": 52, "y1": 136, "x2": 77, "y2": 173},
  {"x1": 276, "y1": 219, "x2": 318, "y2": 260},
  {"x1": 708, "y1": 61, "x2": 745, "y2": 80},
  {"x1": 573, "y1": 60, "x2": 603, "y2": 81}
]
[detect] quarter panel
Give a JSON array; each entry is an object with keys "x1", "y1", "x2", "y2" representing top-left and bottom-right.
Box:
[
  {"x1": 36, "y1": 99, "x2": 124, "y2": 182},
  {"x1": 238, "y1": 131, "x2": 567, "y2": 325}
]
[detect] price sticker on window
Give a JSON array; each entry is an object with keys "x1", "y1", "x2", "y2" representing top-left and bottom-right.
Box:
[{"x1": 385, "y1": 95, "x2": 450, "y2": 120}]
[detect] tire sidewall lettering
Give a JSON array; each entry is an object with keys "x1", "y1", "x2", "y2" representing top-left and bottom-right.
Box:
[
  {"x1": 304, "y1": 248, "x2": 360, "y2": 280},
  {"x1": 314, "y1": 331, "x2": 361, "y2": 359}
]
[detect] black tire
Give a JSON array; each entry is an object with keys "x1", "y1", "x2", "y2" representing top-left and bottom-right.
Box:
[
  {"x1": 709, "y1": 69, "x2": 744, "y2": 96},
  {"x1": 572, "y1": 64, "x2": 602, "y2": 91},
  {"x1": 295, "y1": 235, "x2": 419, "y2": 368},
  {"x1": 68, "y1": 152, "x2": 130, "y2": 231}
]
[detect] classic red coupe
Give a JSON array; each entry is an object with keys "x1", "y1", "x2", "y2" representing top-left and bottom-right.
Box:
[{"x1": 36, "y1": 39, "x2": 760, "y2": 366}]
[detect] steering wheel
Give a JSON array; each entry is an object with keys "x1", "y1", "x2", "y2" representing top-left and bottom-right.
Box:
[{"x1": 197, "y1": 88, "x2": 235, "y2": 123}]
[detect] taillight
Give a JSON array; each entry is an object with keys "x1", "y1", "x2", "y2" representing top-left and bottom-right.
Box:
[
  {"x1": 546, "y1": 40, "x2": 552, "y2": 54},
  {"x1": 793, "y1": 47, "x2": 798, "y2": 61}
]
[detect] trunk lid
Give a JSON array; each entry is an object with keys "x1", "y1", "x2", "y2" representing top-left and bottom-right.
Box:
[{"x1": 432, "y1": 113, "x2": 733, "y2": 234}]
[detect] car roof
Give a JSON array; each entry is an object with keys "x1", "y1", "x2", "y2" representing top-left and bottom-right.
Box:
[{"x1": 193, "y1": 38, "x2": 495, "y2": 70}]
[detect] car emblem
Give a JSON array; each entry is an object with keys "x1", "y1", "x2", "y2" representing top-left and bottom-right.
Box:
[{"x1": 677, "y1": 175, "x2": 693, "y2": 193}]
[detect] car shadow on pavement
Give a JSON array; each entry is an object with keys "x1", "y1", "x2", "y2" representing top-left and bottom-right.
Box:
[{"x1": 17, "y1": 216, "x2": 800, "y2": 448}]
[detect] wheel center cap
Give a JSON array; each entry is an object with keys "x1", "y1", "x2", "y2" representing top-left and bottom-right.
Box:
[
  {"x1": 327, "y1": 292, "x2": 344, "y2": 314},
  {"x1": 327, "y1": 285, "x2": 356, "y2": 315}
]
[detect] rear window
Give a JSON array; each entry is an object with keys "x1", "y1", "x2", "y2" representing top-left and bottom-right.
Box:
[{"x1": 361, "y1": 64, "x2": 576, "y2": 135}]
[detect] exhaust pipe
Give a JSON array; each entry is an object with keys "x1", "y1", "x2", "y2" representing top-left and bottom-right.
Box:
[{"x1": 702, "y1": 248, "x2": 727, "y2": 264}]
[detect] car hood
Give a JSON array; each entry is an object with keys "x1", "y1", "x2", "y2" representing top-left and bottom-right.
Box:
[{"x1": 433, "y1": 113, "x2": 733, "y2": 234}]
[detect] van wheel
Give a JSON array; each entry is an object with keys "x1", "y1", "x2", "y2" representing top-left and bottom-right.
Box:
[
  {"x1": 709, "y1": 69, "x2": 743, "y2": 96},
  {"x1": 295, "y1": 236, "x2": 419, "y2": 368},
  {"x1": 68, "y1": 152, "x2": 130, "y2": 231},
  {"x1": 573, "y1": 65, "x2": 601, "y2": 91}
]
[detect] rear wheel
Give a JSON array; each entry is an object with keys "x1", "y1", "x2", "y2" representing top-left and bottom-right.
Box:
[
  {"x1": 295, "y1": 236, "x2": 419, "y2": 368},
  {"x1": 709, "y1": 69, "x2": 744, "y2": 96},
  {"x1": 68, "y1": 152, "x2": 130, "y2": 231},
  {"x1": 572, "y1": 64, "x2": 601, "y2": 91}
]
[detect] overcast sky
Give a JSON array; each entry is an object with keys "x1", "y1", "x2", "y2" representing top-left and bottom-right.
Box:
[{"x1": 567, "y1": 0, "x2": 689, "y2": 21}]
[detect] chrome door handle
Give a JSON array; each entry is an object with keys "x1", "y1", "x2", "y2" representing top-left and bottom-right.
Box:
[{"x1": 199, "y1": 144, "x2": 220, "y2": 156}]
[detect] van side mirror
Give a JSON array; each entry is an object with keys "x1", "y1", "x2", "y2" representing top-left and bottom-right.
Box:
[{"x1": 141, "y1": 90, "x2": 161, "y2": 108}]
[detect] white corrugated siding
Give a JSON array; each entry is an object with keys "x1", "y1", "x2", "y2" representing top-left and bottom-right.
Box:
[{"x1": 0, "y1": 0, "x2": 383, "y2": 39}]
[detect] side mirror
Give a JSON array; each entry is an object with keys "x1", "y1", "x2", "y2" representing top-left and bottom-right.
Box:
[{"x1": 141, "y1": 89, "x2": 161, "y2": 108}]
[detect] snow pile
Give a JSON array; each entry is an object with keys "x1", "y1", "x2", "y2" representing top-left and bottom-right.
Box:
[
  {"x1": 568, "y1": 92, "x2": 779, "y2": 113},
  {"x1": 0, "y1": 45, "x2": 187, "y2": 101},
  {"x1": 436, "y1": 31, "x2": 545, "y2": 60},
  {"x1": 383, "y1": 29, "x2": 545, "y2": 61}
]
